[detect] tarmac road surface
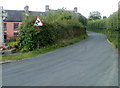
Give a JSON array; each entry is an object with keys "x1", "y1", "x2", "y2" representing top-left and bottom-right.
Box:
[{"x1": 2, "y1": 32, "x2": 118, "y2": 86}]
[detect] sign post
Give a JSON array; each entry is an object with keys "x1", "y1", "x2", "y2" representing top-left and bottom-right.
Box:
[
  {"x1": 0, "y1": 6, "x2": 4, "y2": 46},
  {"x1": 34, "y1": 16, "x2": 43, "y2": 49},
  {"x1": 0, "y1": 6, "x2": 7, "y2": 46}
]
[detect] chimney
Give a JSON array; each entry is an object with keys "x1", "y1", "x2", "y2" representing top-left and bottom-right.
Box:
[
  {"x1": 24, "y1": 5, "x2": 29, "y2": 13},
  {"x1": 74, "y1": 7, "x2": 77, "y2": 13},
  {"x1": 45, "y1": 5, "x2": 49, "y2": 12}
]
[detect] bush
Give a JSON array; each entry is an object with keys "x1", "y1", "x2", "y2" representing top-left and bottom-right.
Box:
[
  {"x1": 9, "y1": 37, "x2": 16, "y2": 42},
  {"x1": 87, "y1": 19, "x2": 106, "y2": 31},
  {"x1": 9, "y1": 41, "x2": 19, "y2": 48},
  {"x1": 19, "y1": 10, "x2": 87, "y2": 52},
  {"x1": 9, "y1": 37, "x2": 20, "y2": 49}
]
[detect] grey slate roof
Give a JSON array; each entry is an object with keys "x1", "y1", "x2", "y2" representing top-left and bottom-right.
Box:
[
  {"x1": 4, "y1": 10, "x2": 46, "y2": 22},
  {"x1": 4, "y1": 9, "x2": 80, "y2": 22},
  {"x1": 4, "y1": 10, "x2": 24, "y2": 22}
]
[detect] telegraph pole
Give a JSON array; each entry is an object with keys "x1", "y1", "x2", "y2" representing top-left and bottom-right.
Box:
[{"x1": 0, "y1": 6, "x2": 7, "y2": 46}]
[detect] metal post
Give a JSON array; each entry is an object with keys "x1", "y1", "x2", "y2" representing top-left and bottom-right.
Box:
[
  {"x1": 0, "y1": 6, "x2": 3, "y2": 88},
  {"x1": 0, "y1": 6, "x2": 7, "y2": 46},
  {"x1": 118, "y1": 1, "x2": 120, "y2": 10},
  {"x1": 0, "y1": 6, "x2": 4, "y2": 46}
]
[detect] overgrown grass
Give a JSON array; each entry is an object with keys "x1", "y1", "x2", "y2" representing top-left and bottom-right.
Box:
[
  {"x1": 2, "y1": 35, "x2": 87, "y2": 61},
  {"x1": 105, "y1": 31, "x2": 119, "y2": 50}
]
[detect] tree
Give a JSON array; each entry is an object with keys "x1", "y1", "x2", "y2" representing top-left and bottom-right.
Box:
[
  {"x1": 89, "y1": 11, "x2": 101, "y2": 20},
  {"x1": 78, "y1": 14, "x2": 87, "y2": 26}
]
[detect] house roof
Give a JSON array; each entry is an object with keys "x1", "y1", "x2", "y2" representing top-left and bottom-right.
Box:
[
  {"x1": 4, "y1": 9, "x2": 81, "y2": 22},
  {"x1": 4, "y1": 10, "x2": 24, "y2": 22},
  {"x1": 4, "y1": 10, "x2": 46, "y2": 22}
]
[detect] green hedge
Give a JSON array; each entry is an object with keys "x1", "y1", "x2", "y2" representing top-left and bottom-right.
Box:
[
  {"x1": 18, "y1": 10, "x2": 87, "y2": 52},
  {"x1": 87, "y1": 19, "x2": 106, "y2": 31}
]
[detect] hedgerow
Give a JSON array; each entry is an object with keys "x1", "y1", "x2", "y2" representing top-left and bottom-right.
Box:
[{"x1": 19, "y1": 10, "x2": 87, "y2": 52}]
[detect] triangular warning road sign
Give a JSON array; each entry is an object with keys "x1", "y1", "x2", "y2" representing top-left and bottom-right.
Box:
[{"x1": 34, "y1": 16, "x2": 44, "y2": 27}]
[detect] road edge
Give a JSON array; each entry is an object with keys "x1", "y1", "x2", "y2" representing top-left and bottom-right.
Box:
[
  {"x1": 107, "y1": 39, "x2": 118, "y2": 54},
  {"x1": 0, "y1": 60, "x2": 15, "y2": 65}
]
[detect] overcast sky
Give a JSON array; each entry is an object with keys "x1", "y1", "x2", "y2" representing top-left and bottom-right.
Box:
[{"x1": 0, "y1": 0, "x2": 119, "y2": 18}]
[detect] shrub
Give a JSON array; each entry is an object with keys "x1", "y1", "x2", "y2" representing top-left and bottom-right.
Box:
[
  {"x1": 19, "y1": 10, "x2": 87, "y2": 52},
  {"x1": 9, "y1": 41, "x2": 19, "y2": 48},
  {"x1": 9, "y1": 37, "x2": 16, "y2": 42},
  {"x1": 9, "y1": 37, "x2": 20, "y2": 49}
]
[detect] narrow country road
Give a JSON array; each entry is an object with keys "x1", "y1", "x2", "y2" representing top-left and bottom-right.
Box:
[{"x1": 2, "y1": 32, "x2": 118, "y2": 86}]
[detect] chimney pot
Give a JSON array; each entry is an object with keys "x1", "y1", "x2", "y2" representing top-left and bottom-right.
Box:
[
  {"x1": 24, "y1": 5, "x2": 29, "y2": 13},
  {"x1": 45, "y1": 5, "x2": 49, "y2": 12},
  {"x1": 74, "y1": 7, "x2": 77, "y2": 13}
]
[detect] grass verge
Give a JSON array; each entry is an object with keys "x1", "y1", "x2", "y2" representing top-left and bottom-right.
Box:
[{"x1": 2, "y1": 35, "x2": 88, "y2": 61}]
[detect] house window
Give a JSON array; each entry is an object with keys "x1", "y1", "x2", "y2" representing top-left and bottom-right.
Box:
[
  {"x1": 14, "y1": 32, "x2": 19, "y2": 37},
  {"x1": 14, "y1": 23, "x2": 19, "y2": 30},
  {"x1": 4, "y1": 23, "x2": 7, "y2": 30},
  {"x1": 4, "y1": 32, "x2": 7, "y2": 42}
]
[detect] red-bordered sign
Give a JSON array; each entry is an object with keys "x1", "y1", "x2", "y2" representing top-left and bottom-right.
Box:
[{"x1": 34, "y1": 16, "x2": 44, "y2": 27}]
